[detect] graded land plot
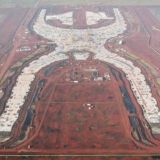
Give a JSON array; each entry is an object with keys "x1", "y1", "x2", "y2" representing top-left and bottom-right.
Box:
[
  {"x1": 28, "y1": 101, "x2": 137, "y2": 152},
  {"x1": 13, "y1": 61, "x2": 142, "y2": 154}
]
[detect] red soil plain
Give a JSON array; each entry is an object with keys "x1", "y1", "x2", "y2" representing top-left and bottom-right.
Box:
[{"x1": 0, "y1": 4, "x2": 160, "y2": 160}]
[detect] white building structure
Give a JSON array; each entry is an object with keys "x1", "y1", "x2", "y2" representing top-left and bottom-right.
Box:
[
  {"x1": 46, "y1": 12, "x2": 73, "y2": 25},
  {"x1": 86, "y1": 11, "x2": 114, "y2": 25},
  {"x1": 73, "y1": 51, "x2": 90, "y2": 60}
]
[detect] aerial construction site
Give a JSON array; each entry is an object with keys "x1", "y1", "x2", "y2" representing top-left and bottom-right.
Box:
[{"x1": 0, "y1": 1, "x2": 160, "y2": 160}]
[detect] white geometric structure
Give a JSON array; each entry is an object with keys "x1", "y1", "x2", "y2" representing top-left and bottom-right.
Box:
[
  {"x1": 73, "y1": 51, "x2": 90, "y2": 60},
  {"x1": 86, "y1": 11, "x2": 114, "y2": 25},
  {"x1": 46, "y1": 12, "x2": 73, "y2": 25}
]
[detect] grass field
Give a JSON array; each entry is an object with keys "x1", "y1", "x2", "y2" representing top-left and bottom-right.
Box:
[{"x1": 1, "y1": 0, "x2": 160, "y2": 7}]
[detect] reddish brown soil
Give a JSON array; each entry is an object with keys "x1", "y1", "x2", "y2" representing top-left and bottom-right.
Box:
[
  {"x1": 0, "y1": 5, "x2": 160, "y2": 159},
  {"x1": 10, "y1": 60, "x2": 147, "y2": 155}
]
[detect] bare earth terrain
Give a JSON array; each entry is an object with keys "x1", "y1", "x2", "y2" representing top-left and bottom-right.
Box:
[{"x1": 0, "y1": 1, "x2": 160, "y2": 160}]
